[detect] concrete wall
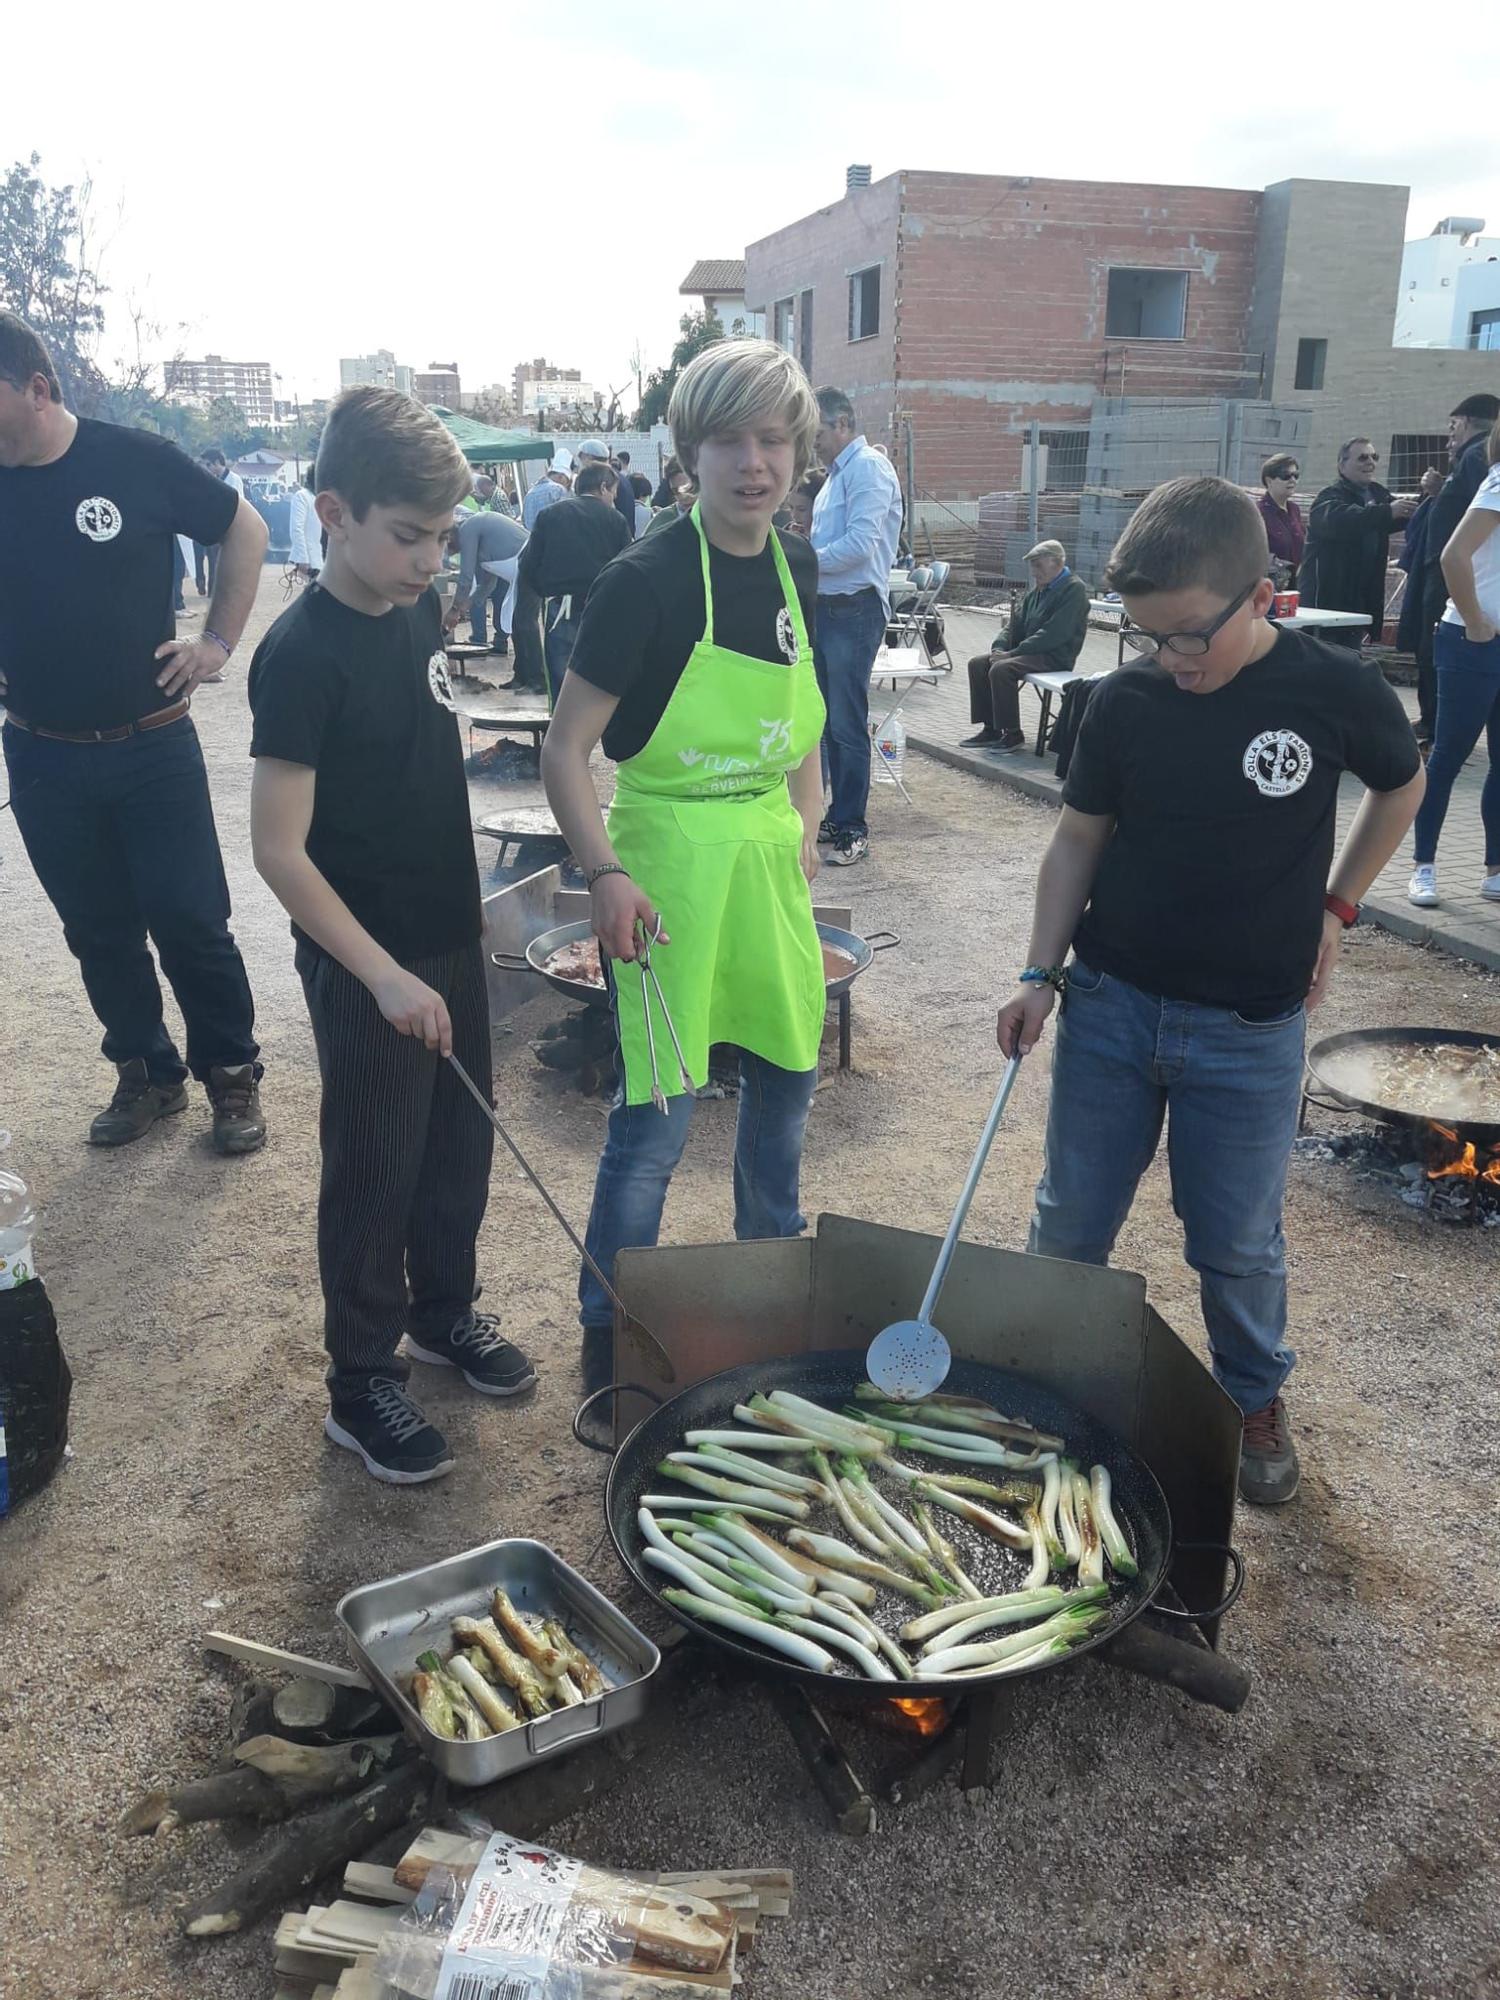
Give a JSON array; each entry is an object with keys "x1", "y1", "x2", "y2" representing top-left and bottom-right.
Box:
[
  {"x1": 1251, "y1": 180, "x2": 1500, "y2": 485},
  {"x1": 895, "y1": 171, "x2": 1263, "y2": 499},
  {"x1": 744, "y1": 174, "x2": 903, "y2": 443}
]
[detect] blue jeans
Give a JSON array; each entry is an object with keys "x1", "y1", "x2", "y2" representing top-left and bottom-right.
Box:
[
  {"x1": 1028, "y1": 959, "x2": 1305, "y2": 1415},
  {"x1": 2, "y1": 716, "x2": 260, "y2": 1084},
  {"x1": 1412, "y1": 622, "x2": 1500, "y2": 867},
  {"x1": 578, "y1": 1050, "x2": 818, "y2": 1328},
  {"x1": 544, "y1": 603, "x2": 581, "y2": 707},
  {"x1": 814, "y1": 588, "x2": 886, "y2": 837}
]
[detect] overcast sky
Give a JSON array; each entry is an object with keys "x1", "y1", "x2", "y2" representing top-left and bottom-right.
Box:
[{"x1": 18, "y1": 1, "x2": 1499, "y2": 408}]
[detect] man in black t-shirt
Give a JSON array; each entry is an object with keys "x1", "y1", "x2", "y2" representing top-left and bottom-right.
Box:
[
  {"x1": 249, "y1": 385, "x2": 534, "y2": 1485},
  {"x1": 515, "y1": 461, "x2": 631, "y2": 701},
  {"x1": 0, "y1": 313, "x2": 270, "y2": 1153},
  {"x1": 997, "y1": 478, "x2": 1424, "y2": 1509}
]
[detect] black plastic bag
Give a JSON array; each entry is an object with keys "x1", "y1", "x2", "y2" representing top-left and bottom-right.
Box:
[{"x1": 0, "y1": 1278, "x2": 71, "y2": 1516}]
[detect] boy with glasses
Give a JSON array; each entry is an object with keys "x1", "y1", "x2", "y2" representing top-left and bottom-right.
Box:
[
  {"x1": 1300, "y1": 438, "x2": 1413, "y2": 649},
  {"x1": 997, "y1": 478, "x2": 1425, "y2": 1507}
]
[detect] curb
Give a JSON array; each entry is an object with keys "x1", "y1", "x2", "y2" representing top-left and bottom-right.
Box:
[{"x1": 906, "y1": 730, "x2": 1500, "y2": 977}]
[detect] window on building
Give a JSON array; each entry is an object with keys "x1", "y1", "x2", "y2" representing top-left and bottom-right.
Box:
[
  {"x1": 1104, "y1": 268, "x2": 1187, "y2": 340},
  {"x1": 1294, "y1": 338, "x2": 1327, "y2": 391},
  {"x1": 848, "y1": 266, "x2": 880, "y2": 342},
  {"x1": 773, "y1": 298, "x2": 795, "y2": 351},
  {"x1": 799, "y1": 290, "x2": 814, "y2": 374},
  {"x1": 1037, "y1": 428, "x2": 1090, "y2": 491},
  {"x1": 1470, "y1": 308, "x2": 1500, "y2": 351},
  {"x1": 1388, "y1": 433, "x2": 1450, "y2": 487}
]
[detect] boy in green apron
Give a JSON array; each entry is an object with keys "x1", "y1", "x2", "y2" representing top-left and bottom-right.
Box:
[{"x1": 541, "y1": 340, "x2": 826, "y2": 1407}]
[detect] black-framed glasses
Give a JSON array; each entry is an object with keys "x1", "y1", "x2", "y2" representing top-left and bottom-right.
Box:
[{"x1": 1121, "y1": 577, "x2": 1259, "y2": 660}]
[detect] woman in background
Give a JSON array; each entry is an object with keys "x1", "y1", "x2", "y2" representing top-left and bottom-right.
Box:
[{"x1": 1256, "y1": 453, "x2": 1305, "y2": 586}]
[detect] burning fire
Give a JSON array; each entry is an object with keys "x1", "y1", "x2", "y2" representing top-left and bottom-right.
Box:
[
  {"x1": 883, "y1": 1696, "x2": 950, "y2": 1737},
  {"x1": 1426, "y1": 1124, "x2": 1500, "y2": 1184}
]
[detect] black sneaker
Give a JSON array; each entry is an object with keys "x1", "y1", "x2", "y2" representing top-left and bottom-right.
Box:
[
  {"x1": 960, "y1": 729, "x2": 1001, "y2": 747},
  {"x1": 491, "y1": 636, "x2": 509, "y2": 656},
  {"x1": 826, "y1": 829, "x2": 869, "y2": 867},
  {"x1": 816, "y1": 817, "x2": 837, "y2": 844},
  {"x1": 89, "y1": 1059, "x2": 188, "y2": 1147},
  {"x1": 207, "y1": 1065, "x2": 267, "y2": 1155},
  {"x1": 325, "y1": 1378, "x2": 455, "y2": 1484},
  {"x1": 1238, "y1": 1396, "x2": 1300, "y2": 1505},
  {"x1": 405, "y1": 1309, "x2": 538, "y2": 1397}
]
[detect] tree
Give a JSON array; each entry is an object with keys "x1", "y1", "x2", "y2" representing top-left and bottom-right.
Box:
[
  {"x1": 0, "y1": 153, "x2": 107, "y2": 409},
  {"x1": 637, "y1": 309, "x2": 724, "y2": 429}
]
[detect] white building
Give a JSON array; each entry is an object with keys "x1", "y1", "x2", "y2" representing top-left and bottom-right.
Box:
[
  {"x1": 339, "y1": 349, "x2": 416, "y2": 394},
  {"x1": 1394, "y1": 219, "x2": 1500, "y2": 349},
  {"x1": 679, "y1": 259, "x2": 765, "y2": 338},
  {"x1": 165, "y1": 354, "x2": 275, "y2": 424},
  {"x1": 520, "y1": 378, "x2": 597, "y2": 415}
]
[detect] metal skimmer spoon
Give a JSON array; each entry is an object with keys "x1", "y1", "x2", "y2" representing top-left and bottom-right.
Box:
[{"x1": 865, "y1": 1054, "x2": 1024, "y2": 1401}]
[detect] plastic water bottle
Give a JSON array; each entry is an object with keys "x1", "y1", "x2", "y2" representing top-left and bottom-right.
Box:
[
  {"x1": 871, "y1": 711, "x2": 906, "y2": 784},
  {"x1": 0, "y1": 1131, "x2": 37, "y2": 1292}
]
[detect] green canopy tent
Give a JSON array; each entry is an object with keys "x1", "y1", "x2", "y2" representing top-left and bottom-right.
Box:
[{"x1": 431, "y1": 407, "x2": 554, "y2": 466}]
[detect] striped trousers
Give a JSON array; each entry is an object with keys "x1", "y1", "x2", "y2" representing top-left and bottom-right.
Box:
[{"x1": 295, "y1": 938, "x2": 494, "y2": 1396}]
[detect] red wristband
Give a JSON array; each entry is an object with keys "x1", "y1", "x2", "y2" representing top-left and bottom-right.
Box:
[{"x1": 1324, "y1": 893, "x2": 1360, "y2": 929}]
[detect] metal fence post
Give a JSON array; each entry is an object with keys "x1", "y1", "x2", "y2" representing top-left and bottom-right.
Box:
[{"x1": 1027, "y1": 418, "x2": 1040, "y2": 545}]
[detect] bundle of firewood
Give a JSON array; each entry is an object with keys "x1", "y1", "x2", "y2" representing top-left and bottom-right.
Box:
[{"x1": 271, "y1": 1829, "x2": 795, "y2": 1999}]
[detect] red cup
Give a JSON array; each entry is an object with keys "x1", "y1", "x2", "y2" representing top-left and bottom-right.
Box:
[{"x1": 1272, "y1": 590, "x2": 1299, "y2": 618}]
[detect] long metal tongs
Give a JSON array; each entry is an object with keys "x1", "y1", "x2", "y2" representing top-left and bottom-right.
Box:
[
  {"x1": 636, "y1": 916, "x2": 694, "y2": 1111},
  {"x1": 445, "y1": 1052, "x2": 672, "y2": 1377}
]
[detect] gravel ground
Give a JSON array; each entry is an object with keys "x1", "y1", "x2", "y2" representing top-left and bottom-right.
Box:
[{"x1": 1, "y1": 570, "x2": 1497, "y2": 2000}]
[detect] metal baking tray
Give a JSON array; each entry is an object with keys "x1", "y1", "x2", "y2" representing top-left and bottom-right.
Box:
[{"x1": 336, "y1": 1537, "x2": 660, "y2": 1786}]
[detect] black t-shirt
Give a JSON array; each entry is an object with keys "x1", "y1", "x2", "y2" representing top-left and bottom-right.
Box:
[
  {"x1": 568, "y1": 514, "x2": 819, "y2": 762},
  {"x1": 247, "y1": 585, "x2": 481, "y2": 962},
  {"x1": 0, "y1": 417, "x2": 239, "y2": 731},
  {"x1": 1063, "y1": 630, "x2": 1420, "y2": 1014},
  {"x1": 515, "y1": 495, "x2": 631, "y2": 600}
]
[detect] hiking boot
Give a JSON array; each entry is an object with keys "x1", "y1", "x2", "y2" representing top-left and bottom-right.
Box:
[
  {"x1": 207, "y1": 1065, "x2": 267, "y2": 1155},
  {"x1": 1239, "y1": 1396, "x2": 1300, "y2": 1505},
  {"x1": 325, "y1": 1378, "x2": 455, "y2": 1484},
  {"x1": 89, "y1": 1059, "x2": 188, "y2": 1147},
  {"x1": 405, "y1": 1309, "x2": 537, "y2": 1397},
  {"x1": 1407, "y1": 865, "x2": 1439, "y2": 908},
  {"x1": 826, "y1": 830, "x2": 869, "y2": 867}
]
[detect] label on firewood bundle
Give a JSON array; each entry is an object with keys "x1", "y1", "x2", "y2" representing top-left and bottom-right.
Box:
[{"x1": 433, "y1": 1833, "x2": 583, "y2": 2000}]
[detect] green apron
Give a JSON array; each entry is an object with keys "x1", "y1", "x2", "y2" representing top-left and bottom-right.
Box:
[{"x1": 607, "y1": 507, "x2": 826, "y2": 1106}]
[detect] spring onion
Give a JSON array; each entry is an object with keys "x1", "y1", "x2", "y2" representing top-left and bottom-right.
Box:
[
  {"x1": 914, "y1": 1502, "x2": 982, "y2": 1601},
  {"x1": 659, "y1": 1589, "x2": 837, "y2": 1671},
  {"x1": 1056, "y1": 1460, "x2": 1083, "y2": 1565},
  {"x1": 1039, "y1": 1456, "x2": 1066, "y2": 1566},
  {"x1": 638, "y1": 1493, "x2": 794, "y2": 1523},
  {"x1": 740, "y1": 1521, "x2": 878, "y2": 1606},
  {"x1": 1090, "y1": 1464, "x2": 1138, "y2": 1578},
  {"x1": 902, "y1": 1582, "x2": 1100, "y2": 1644},
  {"x1": 921, "y1": 1603, "x2": 1108, "y2": 1676},
  {"x1": 914, "y1": 1478, "x2": 1031, "y2": 1550},
  {"x1": 1073, "y1": 1469, "x2": 1105, "y2": 1586},
  {"x1": 683, "y1": 1445, "x2": 826, "y2": 1496},
  {"x1": 786, "y1": 1528, "x2": 943, "y2": 1604},
  {"x1": 655, "y1": 1461, "x2": 809, "y2": 1518},
  {"x1": 774, "y1": 1612, "x2": 893, "y2": 1680}
]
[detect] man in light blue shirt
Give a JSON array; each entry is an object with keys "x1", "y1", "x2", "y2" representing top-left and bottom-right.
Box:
[
  {"x1": 522, "y1": 458, "x2": 572, "y2": 530},
  {"x1": 810, "y1": 388, "x2": 904, "y2": 865}
]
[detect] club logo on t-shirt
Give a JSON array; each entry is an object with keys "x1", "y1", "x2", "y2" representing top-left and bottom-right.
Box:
[
  {"x1": 1243, "y1": 728, "x2": 1313, "y2": 798},
  {"x1": 426, "y1": 650, "x2": 457, "y2": 711},
  {"x1": 75, "y1": 495, "x2": 123, "y2": 542},
  {"x1": 775, "y1": 606, "x2": 799, "y2": 663}
]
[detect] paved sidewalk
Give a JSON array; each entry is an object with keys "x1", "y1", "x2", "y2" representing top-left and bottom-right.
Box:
[{"x1": 886, "y1": 606, "x2": 1500, "y2": 973}]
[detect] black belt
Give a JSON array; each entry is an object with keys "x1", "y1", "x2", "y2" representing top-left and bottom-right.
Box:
[{"x1": 3, "y1": 698, "x2": 190, "y2": 743}]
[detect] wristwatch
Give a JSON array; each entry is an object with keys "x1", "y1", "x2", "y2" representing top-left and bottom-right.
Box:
[{"x1": 1324, "y1": 893, "x2": 1361, "y2": 929}]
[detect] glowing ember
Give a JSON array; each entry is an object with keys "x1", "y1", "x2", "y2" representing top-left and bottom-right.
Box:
[{"x1": 883, "y1": 1697, "x2": 950, "y2": 1737}]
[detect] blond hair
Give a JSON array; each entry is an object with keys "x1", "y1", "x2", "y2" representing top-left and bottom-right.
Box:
[
  {"x1": 315, "y1": 386, "x2": 471, "y2": 521},
  {"x1": 1105, "y1": 476, "x2": 1269, "y2": 601},
  {"x1": 669, "y1": 338, "x2": 819, "y2": 485}
]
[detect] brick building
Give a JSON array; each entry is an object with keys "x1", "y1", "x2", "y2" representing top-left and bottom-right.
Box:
[
  {"x1": 413, "y1": 363, "x2": 461, "y2": 407},
  {"x1": 745, "y1": 168, "x2": 1500, "y2": 505}
]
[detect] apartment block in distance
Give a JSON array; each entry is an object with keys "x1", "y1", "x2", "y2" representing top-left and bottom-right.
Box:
[
  {"x1": 746, "y1": 167, "x2": 1500, "y2": 503},
  {"x1": 165, "y1": 353, "x2": 275, "y2": 425},
  {"x1": 339, "y1": 349, "x2": 416, "y2": 395}
]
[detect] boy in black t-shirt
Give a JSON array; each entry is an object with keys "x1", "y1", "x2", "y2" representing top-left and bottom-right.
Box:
[
  {"x1": 997, "y1": 478, "x2": 1424, "y2": 1507},
  {"x1": 249, "y1": 388, "x2": 534, "y2": 1484}
]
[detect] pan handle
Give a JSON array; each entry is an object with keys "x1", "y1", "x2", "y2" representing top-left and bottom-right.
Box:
[
  {"x1": 1149, "y1": 1541, "x2": 1245, "y2": 1624},
  {"x1": 490, "y1": 949, "x2": 538, "y2": 972},
  {"x1": 572, "y1": 1381, "x2": 664, "y2": 1454},
  {"x1": 865, "y1": 930, "x2": 901, "y2": 952}
]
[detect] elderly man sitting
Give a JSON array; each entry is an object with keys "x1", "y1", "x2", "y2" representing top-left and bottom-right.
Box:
[{"x1": 962, "y1": 539, "x2": 1089, "y2": 748}]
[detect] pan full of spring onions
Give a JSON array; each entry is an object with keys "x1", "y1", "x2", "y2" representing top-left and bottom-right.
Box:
[{"x1": 601, "y1": 1352, "x2": 1196, "y2": 1696}]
